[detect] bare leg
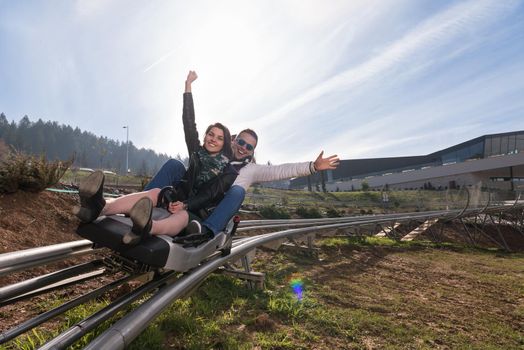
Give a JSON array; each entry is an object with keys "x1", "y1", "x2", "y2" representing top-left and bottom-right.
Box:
[
  {"x1": 101, "y1": 188, "x2": 161, "y2": 216},
  {"x1": 150, "y1": 210, "x2": 189, "y2": 236}
]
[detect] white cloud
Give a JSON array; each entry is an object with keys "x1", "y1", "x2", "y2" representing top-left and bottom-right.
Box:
[{"x1": 255, "y1": 0, "x2": 518, "y2": 129}]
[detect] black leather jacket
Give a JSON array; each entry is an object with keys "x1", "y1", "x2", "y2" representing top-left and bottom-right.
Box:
[
  {"x1": 184, "y1": 165, "x2": 238, "y2": 218},
  {"x1": 174, "y1": 93, "x2": 238, "y2": 218}
]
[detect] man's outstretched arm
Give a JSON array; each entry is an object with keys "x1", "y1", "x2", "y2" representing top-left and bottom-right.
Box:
[{"x1": 233, "y1": 151, "x2": 340, "y2": 190}]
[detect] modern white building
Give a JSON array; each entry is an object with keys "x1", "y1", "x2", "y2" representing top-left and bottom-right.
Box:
[{"x1": 290, "y1": 131, "x2": 524, "y2": 191}]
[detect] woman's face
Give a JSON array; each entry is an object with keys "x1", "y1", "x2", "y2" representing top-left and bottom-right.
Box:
[{"x1": 203, "y1": 126, "x2": 225, "y2": 155}]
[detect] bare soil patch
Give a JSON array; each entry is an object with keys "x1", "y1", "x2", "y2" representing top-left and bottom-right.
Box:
[
  {"x1": 0, "y1": 191, "x2": 126, "y2": 334},
  {"x1": 0, "y1": 191, "x2": 79, "y2": 253}
]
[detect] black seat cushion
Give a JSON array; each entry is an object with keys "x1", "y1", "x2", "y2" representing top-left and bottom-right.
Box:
[{"x1": 76, "y1": 213, "x2": 170, "y2": 268}]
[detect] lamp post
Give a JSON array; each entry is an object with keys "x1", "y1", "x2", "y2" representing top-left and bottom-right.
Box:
[{"x1": 123, "y1": 126, "x2": 129, "y2": 174}]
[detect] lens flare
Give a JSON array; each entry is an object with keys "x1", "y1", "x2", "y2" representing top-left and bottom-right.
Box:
[{"x1": 290, "y1": 278, "x2": 304, "y2": 301}]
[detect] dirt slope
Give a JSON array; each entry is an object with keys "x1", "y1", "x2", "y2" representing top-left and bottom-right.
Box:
[{"x1": 0, "y1": 191, "x2": 79, "y2": 254}]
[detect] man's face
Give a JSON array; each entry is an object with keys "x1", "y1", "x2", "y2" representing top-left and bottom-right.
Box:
[{"x1": 232, "y1": 132, "x2": 257, "y2": 160}]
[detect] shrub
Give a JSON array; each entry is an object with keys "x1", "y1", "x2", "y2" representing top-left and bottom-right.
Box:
[
  {"x1": 296, "y1": 206, "x2": 323, "y2": 218},
  {"x1": 140, "y1": 176, "x2": 151, "y2": 191},
  {"x1": 259, "y1": 205, "x2": 291, "y2": 219},
  {"x1": 326, "y1": 207, "x2": 342, "y2": 218},
  {"x1": 0, "y1": 139, "x2": 9, "y2": 161},
  {"x1": 0, "y1": 150, "x2": 72, "y2": 193}
]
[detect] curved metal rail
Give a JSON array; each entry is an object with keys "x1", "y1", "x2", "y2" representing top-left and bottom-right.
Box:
[
  {"x1": 37, "y1": 270, "x2": 178, "y2": 350},
  {"x1": 0, "y1": 260, "x2": 105, "y2": 306},
  {"x1": 0, "y1": 273, "x2": 140, "y2": 344},
  {"x1": 0, "y1": 240, "x2": 94, "y2": 277}
]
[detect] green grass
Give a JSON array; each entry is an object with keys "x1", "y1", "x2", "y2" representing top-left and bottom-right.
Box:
[
  {"x1": 244, "y1": 187, "x2": 476, "y2": 214},
  {"x1": 259, "y1": 204, "x2": 291, "y2": 219},
  {"x1": 1, "y1": 297, "x2": 127, "y2": 350},
  {"x1": 127, "y1": 239, "x2": 523, "y2": 349}
]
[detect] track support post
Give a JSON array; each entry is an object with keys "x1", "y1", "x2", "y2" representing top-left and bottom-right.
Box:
[
  {"x1": 221, "y1": 249, "x2": 265, "y2": 290},
  {"x1": 281, "y1": 233, "x2": 320, "y2": 259}
]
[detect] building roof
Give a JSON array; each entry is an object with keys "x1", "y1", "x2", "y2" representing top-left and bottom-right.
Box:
[{"x1": 291, "y1": 130, "x2": 524, "y2": 188}]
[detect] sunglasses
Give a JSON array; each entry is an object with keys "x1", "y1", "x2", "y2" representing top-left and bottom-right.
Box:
[{"x1": 236, "y1": 138, "x2": 255, "y2": 151}]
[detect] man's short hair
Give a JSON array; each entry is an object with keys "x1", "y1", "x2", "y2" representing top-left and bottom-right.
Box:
[{"x1": 237, "y1": 128, "x2": 258, "y2": 144}]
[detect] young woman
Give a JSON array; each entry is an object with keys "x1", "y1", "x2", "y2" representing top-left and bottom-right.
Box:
[{"x1": 73, "y1": 71, "x2": 235, "y2": 244}]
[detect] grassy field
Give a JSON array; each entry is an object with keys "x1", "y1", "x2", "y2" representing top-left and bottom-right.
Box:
[
  {"x1": 125, "y1": 237, "x2": 524, "y2": 349},
  {"x1": 244, "y1": 186, "x2": 484, "y2": 215}
]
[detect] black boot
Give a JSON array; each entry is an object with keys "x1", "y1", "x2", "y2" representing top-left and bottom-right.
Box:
[
  {"x1": 156, "y1": 186, "x2": 178, "y2": 209},
  {"x1": 122, "y1": 197, "x2": 153, "y2": 245},
  {"x1": 173, "y1": 220, "x2": 213, "y2": 246},
  {"x1": 185, "y1": 220, "x2": 212, "y2": 237},
  {"x1": 73, "y1": 171, "x2": 106, "y2": 223}
]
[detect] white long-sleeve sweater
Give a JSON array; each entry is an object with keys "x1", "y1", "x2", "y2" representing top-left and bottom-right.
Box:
[{"x1": 232, "y1": 161, "x2": 315, "y2": 190}]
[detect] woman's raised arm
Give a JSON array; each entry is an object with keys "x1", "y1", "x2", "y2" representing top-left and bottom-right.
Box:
[
  {"x1": 185, "y1": 70, "x2": 198, "y2": 93},
  {"x1": 182, "y1": 70, "x2": 201, "y2": 155}
]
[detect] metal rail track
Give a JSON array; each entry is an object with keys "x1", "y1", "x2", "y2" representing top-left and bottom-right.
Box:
[
  {"x1": 0, "y1": 197, "x2": 521, "y2": 349},
  {"x1": 85, "y1": 203, "x2": 524, "y2": 350},
  {"x1": 0, "y1": 240, "x2": 95, "y2": 277}
]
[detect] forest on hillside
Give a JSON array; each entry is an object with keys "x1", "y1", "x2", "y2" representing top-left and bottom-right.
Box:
[{"x1": 0, "y1": 113, "x2": 186, "y2": 176}]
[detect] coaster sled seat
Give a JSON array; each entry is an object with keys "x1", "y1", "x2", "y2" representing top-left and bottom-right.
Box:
[{"x1": 76, "y1": 208, "x2": 237, "y2": 272}]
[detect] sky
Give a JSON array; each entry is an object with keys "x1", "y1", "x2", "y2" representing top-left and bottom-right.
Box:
[{"x1": 1, "y1": 0, "x2": 523, "y2": 165}]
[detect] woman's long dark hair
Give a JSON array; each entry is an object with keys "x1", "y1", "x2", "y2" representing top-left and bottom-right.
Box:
[{"x1": 204, "y1": 122, "x2": 233, "y2": 159}]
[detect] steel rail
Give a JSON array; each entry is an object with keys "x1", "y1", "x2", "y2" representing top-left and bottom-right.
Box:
[
  {"x1": 0, "y1": 260, "x2": 104, "y2": 304},
  {"x1": 0, "y1": 240, "x2": 94, "y2": 277},
  {"x1": 37, "y1": 270, "x2": 177, "y2": 350},
  {"x1": 443, "y1": 187, "x2": 470, "y2": 222},
  {"x1": 0, "y1": 273, "x2": 140, "y2": 344},
  {"x1": 0, "y1": 269, "x2": 108, "y2": 307},
  {"x1": 0, "y1": 248, "x2": 95, "y2": 278},
  {"x1": 0, "y1": 202, "x2": 518, "y2": 348},
  {"x1": 83, "y1": 211, "x2": 477, "y2": 350},
  {"x1": 236, "y1": 211, "x2": 450, "y2": 227},
  {"x1": 14, "y1": 215, "x2": 442, "y2": 348},
  {"x1": 0, "y1": 214, "x2": 438, "y2": 284},
  {"x1": 236, "y1": 204, "x2": 502, "y2": 230},
  {"x1": 478, "y1": 188, "x2": 493, "y2": 214},
  {"x1": 236, "y1": 210, "x2": 458, "y2": 232},
  {"x1": 235, "y1": 210, "x2": 470, "y2": 238},
  {"x1": 0, "y1": 207, "x2": 504, "y2": 294}
]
